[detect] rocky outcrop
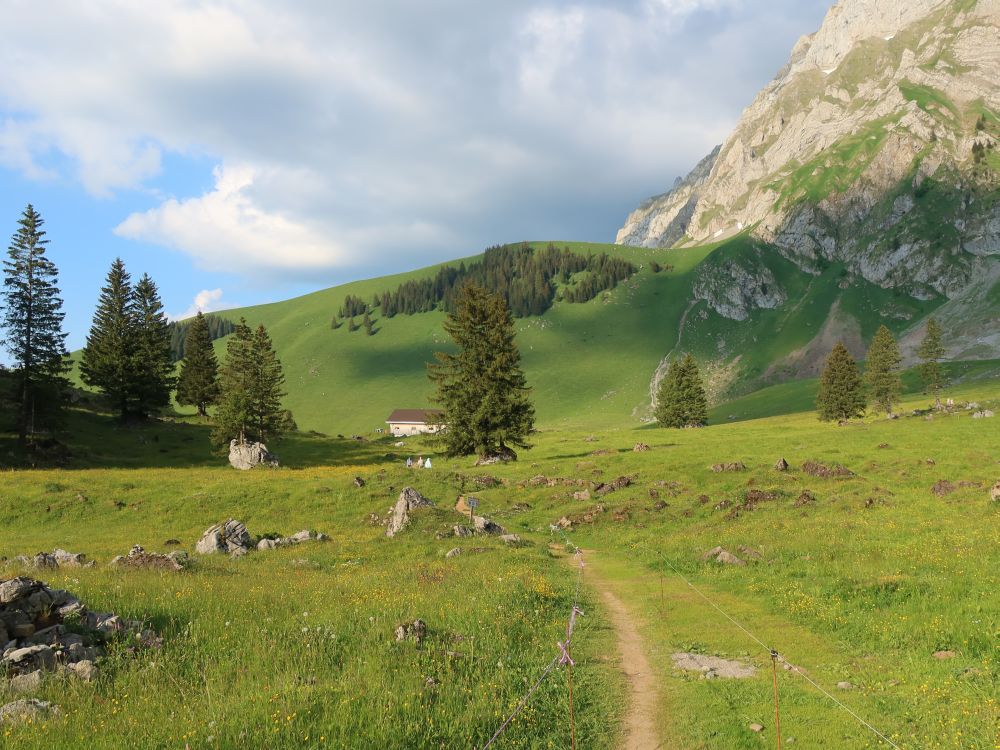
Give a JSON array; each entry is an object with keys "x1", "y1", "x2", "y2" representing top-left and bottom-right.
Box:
[
  {"x1": 11, "y1": 549, "x2": 94, "y2": 570},
  {"x1": 618, "y1": 0, "x2": 1000, "y2": 319},
  {"x1": 692, "y1": 244, "x2": 786, "y2": 320},
  {"x1": 110, "y1": 545, "x2": 188, "y2": 571},
  {"x1": 256, "y1": 530, "x2": 328, "y2": 551},
  {"x1": 196, "y1": 519, "x2": 254, "y2": 555},
  {"x1": 228, "y1": 440, "x2": 279, "y2": 470},
  {"x1": 386, "y1": 488, "x2": 434, "y2": 538}
]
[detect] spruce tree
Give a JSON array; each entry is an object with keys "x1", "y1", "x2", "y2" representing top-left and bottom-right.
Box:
[
  {"x1": 176, "y1": 311, "x2": 219, "y2": 417},
  {"x1": 817, "y1": 342, "x2": 865, "y2": 422},
  {"x1": 917, "y1": 317, "x2": 945, "y2": 406},
  {"x1": 212, "y1": 319, "x2": 288, "y2": 446},
  {"x1": 2, "y1": 204, "x2": 70, "y2": 444},
  {"x1": 654, "y1": 353, "x2": 708, "y2": 428},
  {"x1": 362, "y1": 311, "x2": 375, "y2": 336},
  {"x1": 131, "y1": 274, "x2": 174, "y2": 418},
  {"x1": 81, "y1": 258, "x2": 136, "y2": 421},
  {"x1": 865, "y1": 324, "x2": 902, "y2": 416},
  {"x1": 429, "y1": 283, "x2": 534, "y2": 459}
]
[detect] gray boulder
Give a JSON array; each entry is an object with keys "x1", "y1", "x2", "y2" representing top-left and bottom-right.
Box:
[
  {"x1": 386, "y1": 488, "x2": 434, "y2": 538},
  {"x1": 0, "y1": 699, "x2": 61, "y2": 724},
  {"x1": 196, "y1": 519, "x2": 253, "y2": 555},
  {"x1": 228, "y1": 440, "x2": 279, "y2": 470},
  {"x1": 472, "y1": 515, "x2": 506, "y2": 535}
]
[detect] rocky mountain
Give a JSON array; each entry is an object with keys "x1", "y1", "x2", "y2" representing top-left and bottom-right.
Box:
[{"x1": 618, "y1": 0, "x2": 999, "y2": 357}]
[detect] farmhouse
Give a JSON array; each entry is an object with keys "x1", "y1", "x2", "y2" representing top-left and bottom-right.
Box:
[{"x1": 386, "y1": 408, "x2": 445, "y2": 437}]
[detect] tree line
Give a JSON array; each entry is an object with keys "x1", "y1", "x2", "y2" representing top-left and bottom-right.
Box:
[
  {"x1": 168, "y1": 315, "x2": 235, "y2": 361},
  {"x1": 339, "y1": 243, "x2": 637, "y2": 323},
  {"x1": 0, "y1": 204, "x2": 289, "y2": 452}
]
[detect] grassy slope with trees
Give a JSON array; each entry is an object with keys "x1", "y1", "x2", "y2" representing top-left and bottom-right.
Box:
[{"x1": 123, "y1": 237, "x2": 998, "y2": 435}]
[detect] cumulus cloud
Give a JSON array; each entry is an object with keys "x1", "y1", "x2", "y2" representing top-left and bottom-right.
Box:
[
  {"x1": 172, "y1": 288, "x2": 234, "y2": 322},
  {"x1": 0, "y1": 0, "x2": 831, "y2": 279}
]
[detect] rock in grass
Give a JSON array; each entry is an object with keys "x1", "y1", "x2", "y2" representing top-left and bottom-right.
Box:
[
  {"x1": 445, "y1": 548, "x2": 462, "y2": 558},
  {"x1": 773, "y1": 457, "x2": 789, "y2": 471},
  {"x1": 932, "y1": 650, "x2": 956, "y2": 660},
  {"x1": 110, "y1": 545, "x2": 188, "y2": 571},
  {"x1": 711, "y1": 462, "x2": 746, "y2": 472},
  {"x1": 0, "y1": 577, "x2": 40, "y2": 605},
  {"x1": 228, "y1": 440, "x2": 279, "y2": 470},
  {"x1": 386, "y1": 488, "x2": 434, "y2": 538},
  {"x1": 0, "y1": 699, "x2": 61, "y2": 724},
  {"x1": 196, "y1": 519, "x2": 253, "y2": 555},
  {"x1": 991, "y1": 481, "x2": 1000, "y2": 502},
  {"x1": 749, "y1": 723, "x2": 764, "y2": 733},
  {"x1": 700, "y1": 547, "x2": 745, "y2": 566},
  {"x1": 836, "y1": 681, "x2": 853, "y2": 690},
  {"x1": 394, "y1": 619, "x2": 426, "y2": 643},
  {"x1": 633, "y1": 443, "x2": 651, "y2": 452}
]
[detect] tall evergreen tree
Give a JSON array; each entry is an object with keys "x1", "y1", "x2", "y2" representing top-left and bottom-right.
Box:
[
  {"x1": 817, "y1": 342, "x2": 865, "y2": 422},
  {"x1": 212, "y1": 319, "x2": 288, "y2": 446},
  {"x1": 917, "y1": 317, "x2": 945, "y2": 406},
  {"x1": 2, "y1": 204, "x2": 70, "y2": 443},
  {"x1": 81, "y1": 259, "x2": 135, "y2": 421},
  {"x1": 131, "y1": 274, "x2": 174, "y2": 418},
  {"x1": 865, "y1": 324, "x2": 902, "y2": 416},
  {"x1": 176, "y1": 311, "x2": 220, "y2": 416},
  {"x1": 654, "y1": 353, "x2": 708, "y2": 428},
  {"x1": 429, "y1": 283, "x2": 534, "y2": 459}
]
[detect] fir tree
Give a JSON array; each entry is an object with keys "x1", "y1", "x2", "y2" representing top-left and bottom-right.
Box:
[
  {"x1": 362, "y1": 311, "x2": 375, "y2": 336},
  {"x1": 2, "y1": 205, "x2": 70, "y2": 444},
  {"x1": 131, "y1": 274, "x2": 174, "y2": 418},
  {"x1": 654, "y1": 353, "x2": 708, "y2": 428},
  {"x1": 212, "y1": 319, "x2": 288, "y2": 446},
  {"x1": 865, "y1": 324, "x2": 902, "y2": 416},
  {"x1": 917, "y1": 317, "x2": 945, "y2": 406},
  {"x1": 817, "y1": 342, "x2": 865, "y2": 422},
  {"x1": 81, "y1": 258, "x2": 136, "y2": 421},
  {"x1": 429, "y1": 283, "x2": 534, "y2": 459},
  {"x1": 176, "y1": 311, "x2": 220, "y2": 416}
]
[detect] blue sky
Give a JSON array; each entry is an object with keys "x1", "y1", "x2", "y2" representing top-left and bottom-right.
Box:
[{"x1": 0, "y1": 0, "x2": 831, "y2": 351}]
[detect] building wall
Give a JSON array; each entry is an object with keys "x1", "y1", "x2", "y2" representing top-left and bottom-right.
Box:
[{"x1": 388, "y1": 422, "x2": 442, "y2": 437}]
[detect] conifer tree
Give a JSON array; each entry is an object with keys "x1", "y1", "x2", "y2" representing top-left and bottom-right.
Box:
[
  {"x1": 176, "y1": 311, "x2": 219, "y2": 416},
  {"x1": 917, "y1": 317, "x2": 945, "y2": 406},
  {"x1": 81, "y1": 258, "x2": 136, "y2": 421},
  {"x1": 654, "y1": 353, "x2": 708, "y2": 428},
  {"x1": 212, "y1": 319, "x2": 288, "y2": 446},
  {"x1": 2, "y1": 204, "x2": 70, "y2": 443},
  {"x1": 362, "y1": 311, "x2": 375, "y2": 336},
  {"x1": 131, "y1": 274, "x2": 174, "y2": 418},
  {"x1": 817, "y1": 342, "x2": 865, "y2": 422},
  {"x1": 429, "y1": 283, "x2": 534, "y2": 459},
  {"x1": 865, "y1": 324, "x2": 902, "y2": 416}
]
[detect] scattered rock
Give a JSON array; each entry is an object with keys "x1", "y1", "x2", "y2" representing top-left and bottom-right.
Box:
[
  {"x1": 228, "y1": 439, "x2": 279, "y2": 470},
  {"x1": 794, "y1": 491, "x2": 816, "y2": 507},
  {"x1": 445, "y1": 548, "x2": 462, "y2": 558},
  {"x1": 573, "y1": 489, "x2": 591, "y2": 501},
  {"x1": 877, "y1": 443, "x2": 890, "y2": 449},
  {"x1": 9, "y1": 670, "x2": 43, "y2": 694},
  {"x1": 773, "y1": 457, "x2": 789, "y2": 471},
  {"x1": 472, "y1": 515, "x2": 506, "y2": 535},
  {"x1": 474, "y1": 447, "x2": 517, "y2": 465},
  {"x1": 700, "y1": 547, "x2": 745, "y2": 566},
  {"x1": 749, "y1": 723, "x2": 764, "y2": 733},
  {"x1": 196, "y1": 519, "x2": 254, "y2": 555},
  {"x1": 395, "y1": 619, "x2": 426, "y2": 643},
  {"x1": 671, "y1": 652, "x2": 756, "y2": 678},
  {"x1": 499, "y1": 534, "x2": 524, "y2": 546},
  {"x1": 594, "y1": 475, "x2": 633, "y2": 495},
  {"x1": 0, "y1": 699, "x2": 61, "y2": 724},
  {"x1": 990, "y1": 481, "x2": 1000, "y2": 502},
  {"x1": 386, "y1": 488, "x2": 434, "y2": 538},
  {"x1": 802, "y1": 461, "x2": 853, "y2": 478},
  {"x1": 554, "y1": 516, "x2": 573, "y2": 530},
  {"x1": 932, "y1": 650, "x2": 956, "y2": 660},
  {"x1": 971, "y1": 410, "x2": 994, "y2": 419},
  {"x1": 633, "y1": 443, "x2": 650, "y2": 452},
  {"x1": 737, "y1": 545, "x2": 763, "y2": 560},
  {"x1": 836, "y1": 681, "x2": 853, "y2": 690},
  {"x1": 11, "y1": 549, "x2": 94, "y2": 571},
  {"x1": 931, "y1": 480, "x2": 957, "y2": 497},
  {"x1": 452, "y1": 525, "x2": 473, "y2": 537},
  {"x1": 472, "y1": 475, "x2": 501, "y2": 488},
  {"x1": 711, "y1": 462, "x2": 746, "y2": 472},
  {"x1": 110, "y1": 545, "x2": 187, "y2": 571},
  {"x1": 353, "y1": 476, "x2": 366, "y2": 488}
]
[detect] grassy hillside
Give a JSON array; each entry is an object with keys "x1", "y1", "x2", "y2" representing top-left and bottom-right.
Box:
[
  {"x1": 107, "y1": 237, "x2": 995, "y2": 436},
  {"x1": 2, "y1": 379, "x2": 997, "y2": 748}
]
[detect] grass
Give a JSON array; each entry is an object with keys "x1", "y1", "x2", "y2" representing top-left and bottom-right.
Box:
[{"x1": 2, "y1": 375, "x2": 998, "y2": 748}]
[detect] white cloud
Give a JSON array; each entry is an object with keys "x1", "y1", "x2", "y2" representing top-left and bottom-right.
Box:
[
  {"x1": 0, "y1": 0, "x2": 831, "y2": 278},
  {"x1": 172, "y1": 288, "x2": 234, "y2": 321},
  {"x1": 115, "y1": 163, "x2": 350, "y2": 274}
]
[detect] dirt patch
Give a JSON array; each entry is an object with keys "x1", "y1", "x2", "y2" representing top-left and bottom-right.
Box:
[
  {"x1": 932, "y1": 480, "x2": 957, "y2": 496},
  {"x1": 711, "y1": 462, "x2": 746, "y2": 473},
  {"x1": 671, "y1": 652, "x2": 757, "y2": 679},
  {"x1": 803, "y1": 460, "x2": 854, "y2": 478}
]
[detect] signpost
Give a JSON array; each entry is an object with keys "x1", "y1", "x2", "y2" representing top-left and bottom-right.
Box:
[{"x1": 467, "y1": 496, "x2": 479, "y2": 525}]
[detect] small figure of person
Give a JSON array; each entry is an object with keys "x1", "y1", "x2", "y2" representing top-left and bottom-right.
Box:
[
  {"x1": 405, "y1": 457, "x2": 412, "y2": 468},
  {"x1": 416, "y1": 456, "x2": 423, "y2": 468},
  {"x1": 424, "y1": 457, "x2": 432, "y2": 469}
]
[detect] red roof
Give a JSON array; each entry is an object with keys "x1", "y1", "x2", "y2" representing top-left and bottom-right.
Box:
[{"x1": 386, "y1": 408, "x2": 445, "y2": 424}]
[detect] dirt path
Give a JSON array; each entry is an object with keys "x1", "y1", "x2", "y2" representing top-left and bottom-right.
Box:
[{"x1": 583, "y1": 551, "x2": 662, "y2": 750}]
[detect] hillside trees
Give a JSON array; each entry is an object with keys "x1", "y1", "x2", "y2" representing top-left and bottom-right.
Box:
[
  {"x1": 168, "y1": 315, "x2": 234, "y2": 361},
  {"x1": 212, "y1": 319, "x2": 288, "y2": 446},
  {"x1": 654, "y1": 353, "x2": 708, "y2": 428},
  {"x1": 865, "y1": 324, "x2": 902, "y2": 416},
  {"x1": 81, "y1": 259, "x2": 174, "y2": 421},
  {"x1": 176, "y1": 311, "x2": 220, "y2": 416},
  {"x1": 429, "y1": 283, "x2": 534, "y2": 459},
  {"x1": 817, "y1": 342, "x2": 865, "y2": 421},
  {"x1": 2, "y1": 204, "x2": 70, "y2": 444},
  {"x1": 917, "y1": 317, "x2": 945, "y2": 406}
]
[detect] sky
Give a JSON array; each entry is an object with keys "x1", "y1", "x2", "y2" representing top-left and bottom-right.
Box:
[{"x1": 0, "y1": 0, "x2": 832, "y2": 350}]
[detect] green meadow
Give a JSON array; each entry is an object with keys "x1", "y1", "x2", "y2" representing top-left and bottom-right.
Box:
[{"x1": 2, "y1": 375, "x2": 998, "y2": 748}]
